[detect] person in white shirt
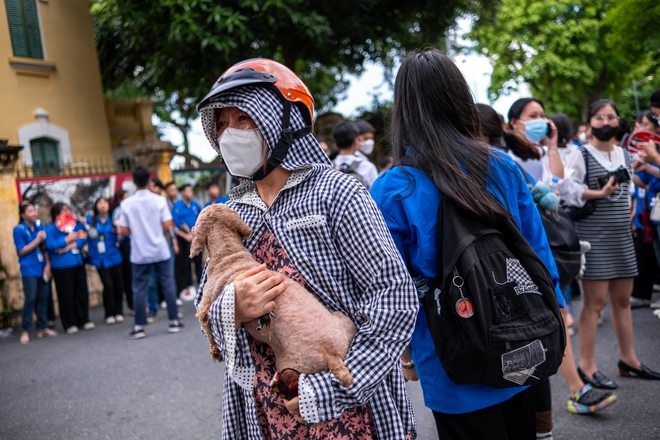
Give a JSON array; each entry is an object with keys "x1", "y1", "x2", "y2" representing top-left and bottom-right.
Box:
[
  {"x1": 507, "y1": 98, "x2": 564, "y2": 183},
  {"x1": 331, "y1": 121, "x2": 379, "y2": 189},
  {"x1": 117, "y1": 166, "x2": 183, "y2": 339}
]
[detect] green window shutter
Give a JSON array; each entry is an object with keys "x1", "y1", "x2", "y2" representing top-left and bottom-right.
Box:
[
  {"x1": 5, "y1": 0, "x2": 43, "y2": 59},
  {"x1": 30, "y1": 138, "x2": 59, "y2": 175}
]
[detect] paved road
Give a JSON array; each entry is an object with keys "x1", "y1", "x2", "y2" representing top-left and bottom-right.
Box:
[{"x1": 1, "y1": 293, "x2": 659, "y2": 439}]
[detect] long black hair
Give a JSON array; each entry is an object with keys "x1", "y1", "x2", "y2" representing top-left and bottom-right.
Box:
[
  {"x1": 476, "y1": 104, "x2": 539, "y2": 160},
  {"x1": 19, "y1": 201, "x2": 33, "y2": 224},
  {"x1": 391, "y1": 48, "x2": 507, "y2": 223},
  {"x1": 548, "y1": 113, "x2": 573, "y2": 148},
  {"x1": 91, "y1": 197, "x2": 113, "y2": 227}
]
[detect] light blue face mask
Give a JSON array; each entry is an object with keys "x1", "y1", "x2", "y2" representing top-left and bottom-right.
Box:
[{"x1": 523, "y1": 118, "x2": 548, "y2": 143}]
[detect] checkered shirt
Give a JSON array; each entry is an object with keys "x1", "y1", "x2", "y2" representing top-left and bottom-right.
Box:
[{"x1": 194, "y1": 165, "x2": 419, "y2": 439}]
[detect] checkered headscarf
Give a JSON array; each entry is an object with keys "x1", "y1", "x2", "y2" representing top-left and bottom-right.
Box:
[{"x1": 199, "y1": 86, "x2": 332, "y2": 171}]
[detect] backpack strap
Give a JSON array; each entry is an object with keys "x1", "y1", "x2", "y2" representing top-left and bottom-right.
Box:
[{"x1": 580, "y1": 147, "x2": 591, "y2": 186}]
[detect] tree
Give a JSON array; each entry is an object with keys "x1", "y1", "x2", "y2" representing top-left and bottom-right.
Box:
[
  {"x1": 467, "y1": 0, "x2": 639, "y2": 122},
  {"x1": 92, "y1": 0, "x2": 462, "y2": 166}
]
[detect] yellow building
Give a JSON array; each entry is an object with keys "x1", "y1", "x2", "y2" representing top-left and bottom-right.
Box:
[{"x1": 0, "y1": 0, "x2": 119, "y2": 169}]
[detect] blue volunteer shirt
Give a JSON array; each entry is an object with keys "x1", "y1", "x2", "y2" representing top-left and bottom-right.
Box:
[
  {"x1": 85, "y1": 215, "x2": 123, "y2": 269},
  {"x1": 172, "y1": 199, "x2": 201, "y2": 231},
  {"x1": 44, "y1": 221, "x2": 87, "y2": 270},
  {"x1": 203, "y1": 195, "x2": 230, "y2": 208},
  {"x1": 13, "y1": 221, "x2": 46, "y2": 277},
  {"x1": 638, "y1": 167, "x2": 660, "y2": 225},
  {"x1": 370, "y1": 150, "x2": 564, "y2": 415}
]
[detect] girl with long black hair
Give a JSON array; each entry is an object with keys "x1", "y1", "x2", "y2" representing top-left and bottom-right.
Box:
[
  {"x1": 82, "y1": 197, "x2": 124, "y2": 324},
  {"x1": 508, "y1": 98, "x2": 564, "y2": 182},
  {"x1": 44, "y1": 203, "x2": 93, "y2": 334},
  {"x1": 371, "y1": 48, "x2": 565, "y2": 439},
  {"x1": 13, "y1": 202, "x2": 57, "y2": 343}
]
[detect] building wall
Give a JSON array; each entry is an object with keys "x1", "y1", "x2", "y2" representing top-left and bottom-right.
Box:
[{"x1": 0, "y1": 0, "x2": 112, "y2": 163}]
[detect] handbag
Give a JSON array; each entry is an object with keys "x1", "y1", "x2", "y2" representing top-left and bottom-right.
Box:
[
  {"x1": 517, "y1": 164, "x2": 582, "y2": 290},
  {"x1": 564, "y1": 148, "x2": 596, "y2": 221},
  {"x1": 651, "y1": 194, "x2": 660, "y2": 223},
  {"x1": 537, "y1": 206, "x2": 582, "y2": 290}
]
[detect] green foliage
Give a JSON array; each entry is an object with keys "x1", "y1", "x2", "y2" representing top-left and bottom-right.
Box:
[
  {"x1": 92, "y1": 0, "x2": 461, "y2": 163},
  {"x1": 467, "y1": 0, "x2": 659, "y2": 122}
]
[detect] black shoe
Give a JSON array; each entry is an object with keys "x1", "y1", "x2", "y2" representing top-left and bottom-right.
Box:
[
  {"x1": 168, "y1": 322, "x2": 184, "y2": 333},
  {"x1": 618, "y1": 360, "x2": 660, "y2": 380},
  {"x1": 129, "y1": 329, "x2": 146, "y2": 339},
  {"x1": 578, "y1": 367, "x2": 618, "y2": 389}
]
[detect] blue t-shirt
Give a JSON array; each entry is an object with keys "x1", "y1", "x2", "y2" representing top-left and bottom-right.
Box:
[
  {"x1": 638, "y1": 167, "x2": 660, "y2": 225},
  {"x1": 172, "y1": 199, "x2": 201, "y2": 231},
  {"x1": 13, "y1": 221, "x2": 46, "y2": 277},
  {"x1": 44, "y1": 221, "x2": 87, "y2": 270},
  {"x1": 203, "y1": 195, "x2": 230, "y2": 208},
  {"x1": 370, "y1": 150, "x2": 564, "y2": 415},
  {"x1": 85, "y1": 215, "x2": 123, "y2": 269}
]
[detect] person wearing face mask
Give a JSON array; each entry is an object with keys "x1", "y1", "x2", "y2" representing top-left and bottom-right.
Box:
[
  {"x1": 564, "y1": 99, "x2": 660, "y2": 388},
  {"x1": 573, "y1": 123, "x2": 588, "y2": 147},
  {"x1": 196, "y1": 58, "x2": 418, "y2": 439},
  {"x1": 331, "y1": 121, "x2": 379, "y2": 189},
  {"x1": 355, "y1": 119, "x2": 376, "y2": 157},
  {"x1": 508, "y1": 98, "x2": 564, "y2": 183}
]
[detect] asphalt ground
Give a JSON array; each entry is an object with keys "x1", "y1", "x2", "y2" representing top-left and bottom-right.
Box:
[{"x1": 1, "y1": 292, "x2": 659, "y2": 439}]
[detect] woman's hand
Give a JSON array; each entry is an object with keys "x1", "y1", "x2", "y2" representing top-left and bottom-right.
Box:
[
  {"x1": 43, "y1": 264, "x2": 51, "y2": 280},
  {"x1": 639, "y1": 141, "x2": 660, "y2": 164},
  {"x1": 234, "y1": 264, "x2": 287, "y2": 329},
  {"x1": 541, "y1": 119, "x2": 558, "y2": 148},
  {"x1": 65, "y1": 231, "x2": 78, "y2": 244},
  {"x1": 36, "y1": 230, "x2": 47, "y2": 243},
  {"x1": 599, "y1": 176, "x2": 620, "y2": 198},
  {"x1": 55, "y1": 242, "x2": 78, "y2": 254},
  {"x1": 633, "y1": 157, "x2": 648, "y2": 172},
  {"x1": 283, "y1": 397, "x2": 319, "y2": 426}
]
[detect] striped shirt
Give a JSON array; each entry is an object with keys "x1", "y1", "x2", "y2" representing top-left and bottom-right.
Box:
[{"x1": 195, "y1": 164, "x2": 419, "y2": 439}]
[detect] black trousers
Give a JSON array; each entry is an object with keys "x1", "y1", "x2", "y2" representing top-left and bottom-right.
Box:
[
  {"x1": 97, "y1": 264, "x2": 124, "y2": 318},
  {"x1": 175, "y1": 236, "x2": 193, "y2": 294},
  {"x1": 52, "y1": 265, "x2": 90, "y2": 330},
  {"x1": 433, "y1": 387, "x2": 536, "y2": 440},
  {"x1": 632, "y1": 230, "x2": 659, "y2": 301},
  {"x1": 119, "y1": 240, "x2": 134, "y2": 310}
]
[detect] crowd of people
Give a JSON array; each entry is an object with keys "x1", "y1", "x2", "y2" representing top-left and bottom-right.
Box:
[
  {"x1": 13, "y1": 51, "x2": 660, "y2": 439},
  {"x1": 12, "y1": 171, "x2": 230, "y2": 343}
]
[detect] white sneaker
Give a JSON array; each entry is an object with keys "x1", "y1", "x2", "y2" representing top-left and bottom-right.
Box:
[
  {"x1": 66, "y1": 326, "x2": 79, "y2": 335},
  {"x1": 105, "y1": 316, "x2": 116, "y2": 325},
  {"x1": 176, "y1": 298, "x2": 183, "y2": 306},
  {"x1": 115, "y1": 315, "x2": 125, "y2": 323},
  {"x1": 653, "y1": 309, "x2": 660, "y2": 317},
  {"x1": 160, "y1": 301, "x2": 167, "y2": 310},
  {"x1": 181, "y1": 286, "x2": 197, "y2": 302},
  {"x1": 630, "y1": 297, "x2": 651, "y2": 309},
  {"x1": 83, "y1": 322, "x2": 95, "y2": 331},
  {"x1": 650, "y1": 299, "x2": 660, "y2": 309}
]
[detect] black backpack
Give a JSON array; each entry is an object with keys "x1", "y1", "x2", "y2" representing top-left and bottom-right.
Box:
[
  {"x1": 420, "y1": 196, "x2": 566, "y2": 388},
  {"x1": 336, "y1": 160, "x2": 363, "y2": 184}
]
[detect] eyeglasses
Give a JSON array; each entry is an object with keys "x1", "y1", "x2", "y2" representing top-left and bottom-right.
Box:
[
  {"x1": 270, "y1": 368, "x2": 300, "y2": 400},
  {"x1": 591, "y1": 115, "x2": 620, "y2": 127}
]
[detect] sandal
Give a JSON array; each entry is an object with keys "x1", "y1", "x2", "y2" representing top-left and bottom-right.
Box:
[
  {"x1": 567, "y1": 384, "x2": 616, "y2": 414},
  {"x1": 20, "y1": 332, "x2": 29, "y2": 344},
  {"x1": 36, "y1": 328, "x2": 58, "y2": 338}
]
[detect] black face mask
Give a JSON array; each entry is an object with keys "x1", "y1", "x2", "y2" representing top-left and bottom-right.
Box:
[{"x1": 591, "y1": 125, "x2": 618, "y2": 141}]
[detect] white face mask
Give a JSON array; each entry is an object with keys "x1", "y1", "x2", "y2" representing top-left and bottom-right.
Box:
[
  {"x1": 578, "y1": 132, "x2": 587, "y2": 143},
  {"x1": 359, "y1": 139, "x2": 375, "y2": 155},
  {"x1": 218, "y1": 127, "x2": 266, "y2": 179}
]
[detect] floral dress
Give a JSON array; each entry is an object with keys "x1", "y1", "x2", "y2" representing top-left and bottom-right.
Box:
[{"x1": 250, "y1": 230, "x2": 378, "y2": 440}]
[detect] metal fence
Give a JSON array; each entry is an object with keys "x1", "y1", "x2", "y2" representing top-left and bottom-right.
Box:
[{"x1": 15, "y1": 157, "x2": 136, "y2": 178}]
